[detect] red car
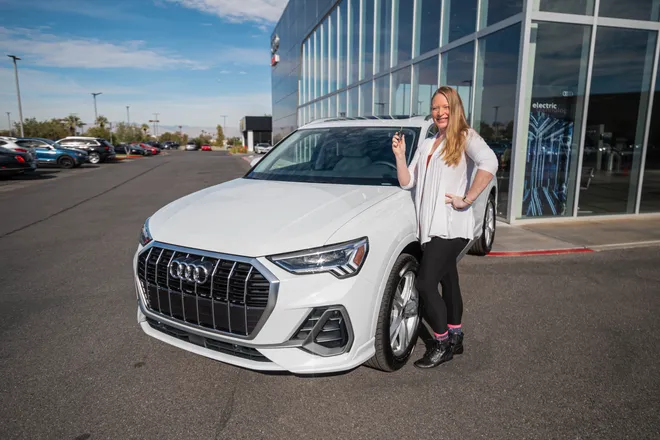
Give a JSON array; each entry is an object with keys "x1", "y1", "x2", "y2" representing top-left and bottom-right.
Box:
[
  {"x1": 138, "y1": 143, "x2": 160, "y2": 155},
  {"x1": 201, "y1": 145, "x2": 212, "y2": 151}
]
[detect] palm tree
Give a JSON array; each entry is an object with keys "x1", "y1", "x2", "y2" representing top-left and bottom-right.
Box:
[
  {"x1": 95, "y1": 115, "x2": 109, "y2": 129},
  {"x1": 64, "y1": 114, "x2": 84, "y2": 136},
  {"x1": 141, "y1": 123, "x2": 149, "y2": 135}
]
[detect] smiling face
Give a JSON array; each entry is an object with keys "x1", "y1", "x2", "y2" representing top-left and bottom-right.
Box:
[{"x1": 431, "y1": 92, "x2": 450, "y2": 132}]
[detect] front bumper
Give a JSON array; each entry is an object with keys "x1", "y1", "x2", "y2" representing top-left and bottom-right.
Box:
[{"x1": 134, "y1": 242, "x2": 378, "y2": 374}]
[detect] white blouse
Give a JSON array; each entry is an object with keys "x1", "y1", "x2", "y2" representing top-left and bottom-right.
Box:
[{"x1": 401, "y1": 128, "x2": 499, "y2": 244}]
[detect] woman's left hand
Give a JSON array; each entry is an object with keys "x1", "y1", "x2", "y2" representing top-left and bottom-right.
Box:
[{"x1": 445, "y1": 193, "x2": 470, "y2": 210}]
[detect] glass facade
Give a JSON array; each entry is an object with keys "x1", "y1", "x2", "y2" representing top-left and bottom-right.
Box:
[{"x1": 273, "y1": 0, "x2": 660, "y2": 222}]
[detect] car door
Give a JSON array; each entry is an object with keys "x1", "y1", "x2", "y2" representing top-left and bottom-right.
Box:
[{"x1": 17, "y1": 140, "x2": 54, "y2": 164}]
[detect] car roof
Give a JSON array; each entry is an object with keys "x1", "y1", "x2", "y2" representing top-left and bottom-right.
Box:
[{"x1": 299, "y1": 115, "x2": 432, "y2": 130}]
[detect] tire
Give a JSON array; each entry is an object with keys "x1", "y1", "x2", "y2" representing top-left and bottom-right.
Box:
[
  {"x1": 88, "y1": 152, "x2": 101, "y2": 164},
  {"x1": 365, "y1": 253, "x2": 421, "y2": 372},
  {"x1": 469, "y1": 192, "x2": 496, "y2": 256},
  {"x1": 58, "y1": 155, "x2": 75, "y2": 169}
]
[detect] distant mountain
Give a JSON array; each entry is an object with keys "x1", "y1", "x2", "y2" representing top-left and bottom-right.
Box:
[{"x1": 156, "y1": 125, "x2": 240, "y2": 138}]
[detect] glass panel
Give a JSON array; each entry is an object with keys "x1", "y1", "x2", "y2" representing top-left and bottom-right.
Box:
[
  {"x1": 329, "y1": 11, "x2": 336, "y2": 93},
  {"x1": 440, "y1": 42, "x2": 475, "y2": 120},
  {"x1": 480, "y1": 0, "x2": 523, "y2": 29},
  {"x1": 520, "y1": 22, "x2": 591, "y2": 218},
  {"x1": 361, "y1": 0, "x2": 375, "y2": 80},
  {"x1": 339, "y1": 0, "x2": 348, "y2": 90},
  {"x1": 375, "y1": 74, "x2": 391, "y2": 115},
  {"x1": 442, "y1": 0, "x2": 478, "y2": 45},
  {"x1": 376, "y1": 0, "x2": 392, "y2": 74},
  {"x1": 537, "y1": 0, "x2": 595, "y2": 16},
  {"x1": 599, "y1": 0, "x2": 660, "y2": 22},
  {"x1": 414, "y1": 0, "x2": 441, "y2": 58},
  {"x1": 338, "y1": 90, "x2": 348, "y2": 117},
  {"x1": 301, "y1": 42, "x2": 307, "y2": 104},
  {"x1": 348, "y1": 87, "x2": 360, "y2": 116},
  {"x1": 360, "y1": 81, "x2": 374, "y2": 116},
  {"x1": 412, "y1": 55, "x2": 438, "y2": 116},
  {"x1": 392, "y1": 66, "x2": 412, "y2": 115},
  {"x1": 320, "y1": 23, "x2": 326, "y2": 97},
  {"x1": 473, "y1": 24, "x2": 521, "y2": 219},
  {"x1": 329, "y1": 93, "x2": 338, "y2": 117},
  {"x1": 641, "y1": 79, "x2": 660, "y2": 213},
  {"x1": 578, "y1": 27, "x2": 656, "y2": 216},
  {"x1": 393, "y1": 0, "x2": 414, "y2": 65},
  {"x1": 349, "y1": 0, "x2": 361, "y2": 85}
]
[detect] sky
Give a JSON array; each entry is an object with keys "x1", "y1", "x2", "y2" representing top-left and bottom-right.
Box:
[{"x1": 0, "y1": 0, "x2": 288, "y2": 137}]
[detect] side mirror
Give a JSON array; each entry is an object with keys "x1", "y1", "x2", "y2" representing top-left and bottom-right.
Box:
[{"x1": 250, "y1": 157, "x2": 262, "y2": 167}]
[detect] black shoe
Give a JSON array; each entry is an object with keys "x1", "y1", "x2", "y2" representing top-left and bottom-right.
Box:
[
  {"x1": 413, "y1": 339, "x2": 453, "y2": 369},
  {"x1": 449, "y1": 332, "x2": 464, "y2": 355}
]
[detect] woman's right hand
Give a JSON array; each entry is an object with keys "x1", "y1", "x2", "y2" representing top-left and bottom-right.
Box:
[{"x1": 392, "y1": 132, "x2": 406, "y2": 161}]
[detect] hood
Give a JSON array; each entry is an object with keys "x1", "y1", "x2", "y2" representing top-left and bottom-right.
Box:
[{"x1": 149, "y1": 177, "x2": 399, "y2": 257}]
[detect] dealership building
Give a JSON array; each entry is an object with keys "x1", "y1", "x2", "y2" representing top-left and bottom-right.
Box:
[{"x1": 270, "y1": 0, "x2": 660, "y2": 223}]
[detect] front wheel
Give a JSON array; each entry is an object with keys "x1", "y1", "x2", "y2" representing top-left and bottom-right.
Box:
[
  {"x1": 469, "y1": 193, "x2": 496, "y2": 256},
  {"x1": 365, "y1": 253, "x2": 421, "y2": 372},
  {"x1": 58, "y1": 156, "x2": 75, "y2": 169},
  {"x1": 88, "y1": 152, "x2": 101, "y2": 164}
]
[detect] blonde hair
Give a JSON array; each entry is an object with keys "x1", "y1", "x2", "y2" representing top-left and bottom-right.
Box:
[{"x1": 432, "y1": 86, "x2": 470, "y2": 167}]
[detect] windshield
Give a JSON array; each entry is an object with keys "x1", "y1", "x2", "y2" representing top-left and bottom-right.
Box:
[{"x1": 246, "y1": 126, "x2": 419, "y2": 186}]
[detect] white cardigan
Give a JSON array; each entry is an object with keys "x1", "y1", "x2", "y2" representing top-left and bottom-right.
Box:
[{"x1": 401, "y1": 129, "x2": 499, "y2": 244}]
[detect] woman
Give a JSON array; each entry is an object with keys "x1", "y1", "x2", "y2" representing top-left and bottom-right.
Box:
[{"x1": 392, "y1": 86, "x2": 498, "y2": 369}]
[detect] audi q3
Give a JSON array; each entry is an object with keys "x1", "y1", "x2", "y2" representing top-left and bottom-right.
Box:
[{"x1": 134, "y1": 116, "x2": 498, "y2": 374}]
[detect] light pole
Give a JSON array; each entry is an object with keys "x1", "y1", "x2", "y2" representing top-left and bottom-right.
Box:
[
  {"x1": 126, "y1": 106, "x2": 130, "y2": 125},
  {"x1": 7, "y1": 55, "x2": 24, "y2": 137},
  {"x1": 219, "y1": 114, "x2": 227, "y2": 140},
  {"x1": 153, "y1": 113, "x2": 160, "y2": 137},
  {"x1": 91, "y1": 92, "x2": 102, "y2": 122},
  {"x1": 6, "y1": 112, "x2": 10, "y2": 136}
]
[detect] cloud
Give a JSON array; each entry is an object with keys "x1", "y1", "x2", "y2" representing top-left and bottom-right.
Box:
[
  {"x1": 219, "y1": 70, "x2": 231, "y2": 74},
  {"x1": 238, "y1": 71, "x2": 247, "y2": 75},
  {"x1": 0, "y1": 67, "x2": 143, "y2": 98},
  {"x1": 162, "y1": 0, "x2": 287, "y2": 23},
  {"x1": 0, "y1": 27, "x2": 205, "y2": 70}
]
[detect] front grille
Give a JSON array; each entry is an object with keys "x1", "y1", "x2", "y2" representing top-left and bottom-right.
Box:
[
  {"x1": 138, "y1": 245, "x2": 272, "y2": 337},
  {"x1": 146, "y1": 318, "x2": 270, "y2": 362}
]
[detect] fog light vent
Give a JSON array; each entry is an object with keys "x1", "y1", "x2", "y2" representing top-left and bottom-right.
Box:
[{"x1": 291, "y1": 306, "x2": 353, "y2": 357}]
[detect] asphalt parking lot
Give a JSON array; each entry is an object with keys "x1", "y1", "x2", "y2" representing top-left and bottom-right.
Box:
[{"x1": 1, "y1": 151, "x2": 658, "y2": 440}]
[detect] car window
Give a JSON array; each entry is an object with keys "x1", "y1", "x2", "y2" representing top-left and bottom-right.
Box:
[
  {"x1": 0, "y1": 140, "x2": 7, "y2": 146},
  {"x1": 247, "y1": 126, "x2": 420, "y2": 186}
]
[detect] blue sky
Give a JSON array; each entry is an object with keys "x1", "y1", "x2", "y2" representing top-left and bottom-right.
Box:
[{"x1": 0, "y1": 0, "x2": 288, "y2": 137}]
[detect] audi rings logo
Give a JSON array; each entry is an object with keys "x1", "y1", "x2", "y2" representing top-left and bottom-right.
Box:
[{"x1": 169, "y1": 259, "x2": 214, "y2": 284}]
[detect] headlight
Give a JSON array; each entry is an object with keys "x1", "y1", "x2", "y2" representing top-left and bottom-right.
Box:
[
  {"x1": 267, "y1": 237, "x2": 368, "y2": 279},
  {"x1": 139, "y1": 217, "x2": 153, "y2": 246}
]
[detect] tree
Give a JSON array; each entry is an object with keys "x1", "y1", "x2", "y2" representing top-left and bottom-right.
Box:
[
  {"x1": 95, "y1": 115, "x2": 109, "y2": 129},
  {"x1": 64, "y1": 115, "x2": 84, "y2": 136},
  {"x1": 215, "y1": 124, "x2": 225, "y2": 146},
  {"x1": 141, "y1": 123, "x2": 150, "y2": 136},
  {"x1": 15, "y1": 117, "x2": 69, "y2": 140},
  {"x1": 113, "y1": 122, "x2": 145, "y2": 143},
  {"x1": 85, "y1": 126, "x2": 111, "y2": 139}
]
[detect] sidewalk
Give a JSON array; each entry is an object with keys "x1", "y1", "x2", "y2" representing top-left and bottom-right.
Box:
[{"x1": 492, "y1": 216, "x2": 660, "y2": 256}]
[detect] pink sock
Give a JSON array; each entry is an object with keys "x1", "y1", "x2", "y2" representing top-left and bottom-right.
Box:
[{"x1": 433, "y1": 331, "x2": 448, "y2": 341}]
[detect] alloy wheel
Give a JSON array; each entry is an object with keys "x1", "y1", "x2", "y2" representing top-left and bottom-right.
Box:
[
  {"x1": 485, "y1": 201, "x2": 495, "y2": 248},
  {"x1": 389, "y1": 270, "x2": 419, "y2": 357}
]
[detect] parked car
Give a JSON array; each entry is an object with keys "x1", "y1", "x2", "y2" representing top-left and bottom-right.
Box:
[
  {"x1": 132, "y1": 143, "x2": 160, "y2": 155},
  {"x1": 14, "y1": 138, "x2": 88, "y2": 168},
  {"x1": 0, "y1": 138, "x2": 37, "y2": 161},
  {"x1": 201, "y1": 145, "x2": 212, "y2": 151},
  {"x1": 185, "y1": 142, "x2": 199, "y2": 151},
  {"x1": 56, "y1": 137, "x2": 116, "y2": 164},
  {"x1": 0, "y1": 146, "x2": 37, "y2": 177},
  {"x1": 133, "y1": 116, "x2": 498, "y2": 375},
  {"x1": 254, "y1": 143, "x2": 273, "y2": 154},
  {"x1": 115, "y1": 143, "x2": 151, "y2": 156}
]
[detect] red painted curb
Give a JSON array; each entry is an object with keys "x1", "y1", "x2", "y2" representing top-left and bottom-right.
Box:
[{"x1": 488, "y1": 248, "x2": 594, "y2": 257}]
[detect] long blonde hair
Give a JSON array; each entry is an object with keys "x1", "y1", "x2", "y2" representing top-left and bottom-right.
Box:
[{"x1": 433, "y1": 86, "x2": 470, "y2": 167}]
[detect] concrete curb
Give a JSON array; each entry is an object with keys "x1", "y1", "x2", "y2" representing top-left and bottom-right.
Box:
[{"x1": 488, "y1": 248, "x2": 594, "y2": 257}]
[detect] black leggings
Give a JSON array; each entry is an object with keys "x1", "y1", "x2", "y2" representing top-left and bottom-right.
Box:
[{"x1": 415, "y1": 237, "x2": 469, "y2": 334}]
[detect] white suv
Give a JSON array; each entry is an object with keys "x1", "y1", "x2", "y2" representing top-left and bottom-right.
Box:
[{"x1": 134, "y1": 116, "x2": 497, "y2": 374}]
